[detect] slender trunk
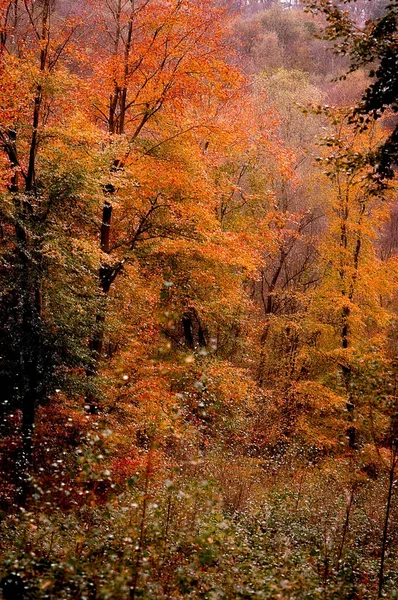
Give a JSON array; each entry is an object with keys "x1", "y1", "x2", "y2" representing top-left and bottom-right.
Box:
[
  {"x1": 257, "y1": 320, "x2": 271, "y2": 386},
  {"x1": 322, "y1": 527, "x2": 330, "y2": 588},
  {"x1": 16, "y1": 231, "x2": 42, "y2": 505},
  {"x1": 26, "y1": 88, "x2": 42, "y2": 193},
  {"x1": 198, "y1": 321, "x2": 206, "y2": 348},
  {"x1": 336, "y1": 484, "x2": 356, "y2": 570},
  {"x1": 109, "y1": 87, "x2": 119, "y2": 136},
  {"x1": 1, "y1": 0, "x2": 19, "y2": 54},
  {"x1": 7, "y1": 128, "x2": 19, "y2": 192},
  {"x1": 182, "y1": 313, "x2": 194, "y2": 349},
  {"x1": 339, "y1": 194, "x2": 364, "y2": 451},
  {"x1": 86, "y1": 201, "x2": 113, "y2": 413},
  {"x1": 108, "y1": 0, "x2": 122, "y2": 135},
  {"x1": 341, "y1": 306, "x2": 356, "y2": 448},
  {"x1": 87, "y1": 1, "x2": 135, "y2": 407},
  {"x1": 378, "y1": 451, "x2": 397, "y2": 597},
  {"x1": 26, "y1": 2, "x2": 49, "y2": 193},
  {"x1": 15, "y1": 1, "x2": 50, "y2": 502},
  {"x1": 118, "y1": 9, "x2": 133, "y2": 134},
  {"x1": 257, "y1": 251, "x2": 286, "y2": 386},
  {"x1": 164, "y1": 493, "x2": 172, "y2": 541},
  {"x1": 130, "y1": 449, "x2": 152, "y2": 600},
  {"x1": 100, "y1": 200, "x2": 112, "y2": 253}
]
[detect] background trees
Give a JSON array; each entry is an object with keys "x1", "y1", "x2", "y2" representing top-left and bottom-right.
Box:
[{"x1": 307, "y1": 0, "x2": 398, "y2": 181}]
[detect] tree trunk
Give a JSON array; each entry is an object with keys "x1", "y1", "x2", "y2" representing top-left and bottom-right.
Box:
[
  {"x1": 85, "y1": 201, "x2": 114, "y2": 412},
  {"x1": 182, "y1": 313, "x2": 194, "y2": 349},
  {"x1": 16, "y1": 249, "x2": 43, "y2": 506},
  {"x1": 85, "y1": 0, "x2": 135, "y2": 409},
  {"x1": 336, "y1": 484, "x2": 356, "y2": 570},
  {"x1": 378, "y1": 451, "x2": 397, "y2": 597}
]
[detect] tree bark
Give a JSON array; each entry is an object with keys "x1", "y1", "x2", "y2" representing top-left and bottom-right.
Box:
[
  {"x1": 378, "y1": 450, "x2": 397, "y2": 597},
  {"x1": 85, "y1": 1, "x2": 135, "y2": 409},
  {"x1": 85, "y1": 201, "x2": 114, "y2": 413},
  {"x1": 13, "y1": 0, "x2": 51, "y2": 503}
]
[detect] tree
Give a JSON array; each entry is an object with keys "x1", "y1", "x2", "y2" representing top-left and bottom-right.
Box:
[
  {"x1": 82, "y1": 0, "x2": 250, "y2": 410},
  {"x1": 306, "y1": 0, "x2": 398, "y2": 182},
  {"x1": 309, "y1": 109, "x2": 397, "y2": 455},
  {"x1": 0, "y1": 0, "x2": 96, "y2": 504},
  {"x1": 81, "y1": 0, "x2": 296, "y2": 414}
]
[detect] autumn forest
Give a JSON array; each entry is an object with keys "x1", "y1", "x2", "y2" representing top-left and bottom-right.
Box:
[{"x1": 0, "y1": 0, "x2": 398, "y2": 597}]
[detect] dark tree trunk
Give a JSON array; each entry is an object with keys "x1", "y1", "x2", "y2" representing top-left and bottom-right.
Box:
[
  {"x1": 86, "y1": 200, "x2": 114, "y2": 412},
  {"x1": 198, "y1": 322, "x2": 206, "y2": 348},
  {"x1": 378, "y1": 451, "x2": 397, "y2": 597},
  {"x1": 100, "y1": 201, "x2": 112, "y2": 253},
  {"x1": 16, "y1": 252, "x2": 43, "y2": 506},
  {"x1": 182, "y1": 313, "x2": 194, "y2": 349},
  {"x1": 85, "y1": 0, "x2": 134, "y2": 410}
]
